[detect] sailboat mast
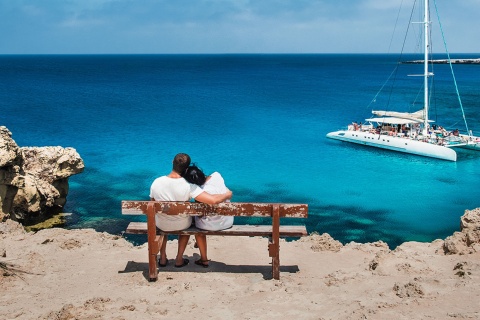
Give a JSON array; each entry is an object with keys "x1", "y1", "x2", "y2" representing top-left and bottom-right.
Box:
[{"x1": 423, "y1": 0, "x2": 430, "y2": 135}]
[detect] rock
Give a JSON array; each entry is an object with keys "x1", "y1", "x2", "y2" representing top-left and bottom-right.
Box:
[
  {"x1": 0, "y1": 219, "x2": 26, "y2": 237},
  {"x1": 443, "y1": 208, "x2": 480, "y2": 255},
  {"x1": 24, "y1": 213, "x2": 71, "y2": 232},
  {"x1": 0, "y1": 126, "x2": 84, "y2": 224},
  {"x1": 443, "y1": 232, "x2": 469, "y2": 255},
  {"x1": 0, "y1": 127, "x2": 20, "y2": 167},
  {"x1": 460, "y1": 208, "x2": 480, "y2": 230},
  {"x1": 21, "y1": 146, "x2": 84, "y2": 181},
  {"x1": 304, "y1": 232, "x2": 344, "y2": 252},
  {"x1": 393, "y1": 281, "x2": 425, "y2": 298}
]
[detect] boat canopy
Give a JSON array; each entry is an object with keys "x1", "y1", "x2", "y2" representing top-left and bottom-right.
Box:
[
  {"x1": 371, "y1": 110, "x2": 425, "y2": 122},
  {"x1": 365, "y1": 117, "x2": 431, "y2": 125}
]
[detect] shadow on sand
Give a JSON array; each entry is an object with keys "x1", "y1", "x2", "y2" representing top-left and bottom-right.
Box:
[{"x1": 119, "y1": 260, "x2": 300, "y2": 281}]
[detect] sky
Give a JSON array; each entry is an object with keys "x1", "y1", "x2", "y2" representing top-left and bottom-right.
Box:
[{"x1": 1, "y1": 0, "x2": 479, "y2": 54}]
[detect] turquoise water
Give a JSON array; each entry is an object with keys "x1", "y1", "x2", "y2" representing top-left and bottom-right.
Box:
[{"x1": 2, "y1": 54, "x2": 479, "y2": 247}]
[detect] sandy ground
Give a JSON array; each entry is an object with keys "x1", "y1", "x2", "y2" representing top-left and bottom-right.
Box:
[{"x1": 1, "y1": 219, "x2": 480, "y2": 320}]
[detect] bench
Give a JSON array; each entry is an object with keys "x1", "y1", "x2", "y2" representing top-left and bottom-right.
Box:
[{"x1": 122, "y1": 201, "x2": 308, "y2": 281}]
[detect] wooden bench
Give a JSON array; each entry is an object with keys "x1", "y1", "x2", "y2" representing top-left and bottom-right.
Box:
[{"x1": 122, "y1": 201, "x2": 308, "y2": 281}]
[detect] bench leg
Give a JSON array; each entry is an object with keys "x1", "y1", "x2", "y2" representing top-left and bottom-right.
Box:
[
  {"x1": 269, "y1": 237, "x2": 280, "y2": 280},
  {"x1": 146, "y1": 202, "x2": 161, "y2": 282},
  {"x1": 148, "y1": 252, "x2": 158, "y2": 282},
  {"x1": 148, "y1": 234, "x2": 165, "y2": 282},
  {"x1": 269, "y1": 205, "x2": 280, "y2": 280}
]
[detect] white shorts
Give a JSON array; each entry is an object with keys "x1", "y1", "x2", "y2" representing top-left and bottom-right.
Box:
[
  {"x1": 194, "y1": 216, "x2": 234, "y2": 231},
  {"x1": 155, "y1": 213, "x2": 192, "y2": 231}
]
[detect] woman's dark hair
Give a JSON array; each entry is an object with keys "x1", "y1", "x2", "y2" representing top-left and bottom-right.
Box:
[{"x1": 183, "y1": 165, "x2": 207, "y2": 186}]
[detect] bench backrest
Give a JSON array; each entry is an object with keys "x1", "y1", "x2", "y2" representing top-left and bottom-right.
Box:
[{"x1": 121, "y1": 201, "x2": 308, "y2": 218}]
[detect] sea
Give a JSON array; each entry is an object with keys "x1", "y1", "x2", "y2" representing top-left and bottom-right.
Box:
[{"x1": 1, "y1": 54, "x2": 480, "y2": 248}]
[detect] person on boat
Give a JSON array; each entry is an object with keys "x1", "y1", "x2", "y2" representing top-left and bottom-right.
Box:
[
  {"x1": 439, "y1": 126, "x2": 448, "y2": 137},
  {"x1": 453, "y1": 129, "x2": 460, "y2": 136},
  {"x1": 149, "y1": 153, "x2": 232, "y2": 268},
  {"x1": 389, "y1": 127, "x2": 396, "y2": 136},
  {"x1": 412, "y1": 125, "x2": 420, "y2": 140},
  {"x1": 182, "y1": 165, "x2": 234, "y2": 268}
]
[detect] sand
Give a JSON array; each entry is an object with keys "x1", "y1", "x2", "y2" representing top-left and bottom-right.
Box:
[{"x1": 1, "y1": 219, "x2": 479, "y2": 320}]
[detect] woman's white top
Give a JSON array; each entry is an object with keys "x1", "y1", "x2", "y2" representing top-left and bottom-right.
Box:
[{"x1": 194, "y1": 172, "x2": 234, "y2": 231}]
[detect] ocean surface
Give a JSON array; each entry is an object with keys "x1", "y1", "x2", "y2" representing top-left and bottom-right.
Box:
[{"x1": 2, "y1": 54, "x2": 480, "y2": 248}]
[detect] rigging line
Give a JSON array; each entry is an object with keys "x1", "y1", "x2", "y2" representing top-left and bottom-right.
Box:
[
  {"x1": 432, "y1": 0, "x2": 471, "y2": 136},
  {"x1": 372, "y1": 0, "x2": 417, "y2": 140},
  {"x1": 430, "y1": 60, "x2": 438, "y2": 123},
  {"x1": 445, "y1": 121, "x2": 463, "y2": 131},
  {"x1": 366, "y1": 67, "x2": 396, "y2": 109},
  {"x1": 412, "y1": 82, "x2": 423, "y2": 111},
  {"x1": 367, "y1": 0, "x2": 405, "y2": 112},
  {"x1": 427, "y1": 8, "x2": 435, "y2": 122},
  {"x1": 428, "y1": 18, "x2": 438, "y2": 124},
  {"x1": 387, "y1": 0, "x2": 405, "y2": 53},
  {"x1": 383, "y1": 0, "x2": 417, "y2": 114}
]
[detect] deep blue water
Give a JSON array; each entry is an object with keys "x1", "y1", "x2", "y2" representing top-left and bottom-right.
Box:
[{"x1": 1, "y1": 54, "x2": 480, "y2": 248}]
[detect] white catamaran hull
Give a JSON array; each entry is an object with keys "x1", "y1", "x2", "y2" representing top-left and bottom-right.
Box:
[
  {"x1": 458, "y1": 134, "x2": 480, "y2": 151},
  {"x1": 326, "y1": 130, "x2": 457, "y2": 161}
]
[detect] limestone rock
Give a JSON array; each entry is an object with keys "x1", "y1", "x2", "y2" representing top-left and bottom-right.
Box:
[
  {"x1": 393, "y1": 281, "x2": 425, "y2": 298},
  {"x1": 0, "y1": 127, "x2": 20, "y2": 167},
  {"x1": 443, "y1": 208, "x2": 480, "y2": 255},
  {"x1": 443, "y1": 231, "x2": 468, "y2": 255},
  {"x1": 0, "y1": 126, "x2": 84, "y2": 223},
  {"x1": 304, "y1": 232, "x2": 344, "y2": 252},
  {"x1": 21, "y1": 146, "x2": 84, "y2": 181},
  {"x1": 460, "y1": 208, "x2": 480, "y2": 230}
]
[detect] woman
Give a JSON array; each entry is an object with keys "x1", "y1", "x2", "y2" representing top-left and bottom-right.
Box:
[{"x1": 183, "y1": 165, "x2": 233, "y2": 267}]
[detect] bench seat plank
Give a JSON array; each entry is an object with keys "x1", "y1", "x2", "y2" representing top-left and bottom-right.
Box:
[{"x1": 125, "y1": 222, "x2": 307, "y2": 237}]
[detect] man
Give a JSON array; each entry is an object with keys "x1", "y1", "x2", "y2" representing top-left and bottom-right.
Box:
[{"x1": 149, "y1": 153, "x2": 232, "y2": 268}]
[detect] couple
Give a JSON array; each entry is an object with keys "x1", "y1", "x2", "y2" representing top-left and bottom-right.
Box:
[{"x1": 149, "y1": 153, "x2": 233, "y2": 268}]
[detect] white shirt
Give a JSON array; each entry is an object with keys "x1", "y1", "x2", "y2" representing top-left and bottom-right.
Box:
[
  {"x1": 149, "y1": 176, "x2": 203, "y2": 231},
  {"x1": 194, "y1": 172, "x2": 234, "y2": 231}
]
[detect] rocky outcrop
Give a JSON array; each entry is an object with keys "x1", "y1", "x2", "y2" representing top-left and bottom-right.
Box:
[
  {"x1": 0, "y1": 126, "x2": 84, "y2": 223},
  {"x1": 302, "y1": 232, "x2": 344, "y2": 252},
  {"x1": 443, "y1": 208, "x2": 480, "y2": 254}
]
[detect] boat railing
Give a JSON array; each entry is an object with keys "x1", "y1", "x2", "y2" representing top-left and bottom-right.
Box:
[{"x1": 347, "y1": 123, "x2": 374, "y2": 132}]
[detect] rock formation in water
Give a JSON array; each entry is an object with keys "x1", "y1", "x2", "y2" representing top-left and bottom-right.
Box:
[{"x1": 0, "y1": 126, "x2": 84, "y2": 223}]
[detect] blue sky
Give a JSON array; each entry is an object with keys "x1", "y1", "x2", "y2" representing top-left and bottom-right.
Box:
[{"x1": 1, "y1": 0, "x2": 479, "y2": 54}]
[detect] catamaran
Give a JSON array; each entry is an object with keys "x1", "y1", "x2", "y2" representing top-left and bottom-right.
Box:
[{"x1": 326, "y1": 0, "x2": 480, "y2": 161}]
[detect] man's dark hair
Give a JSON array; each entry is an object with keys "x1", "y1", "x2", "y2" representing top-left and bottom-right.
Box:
[{"x1": 172, "y1": 153, "x2": 191, "y2": 175}]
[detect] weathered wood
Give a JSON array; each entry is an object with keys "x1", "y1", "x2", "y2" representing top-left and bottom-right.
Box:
[
  {"x1": 270, "y1": 204, "x2": 280, "y2": 280},
  {"x1": 122, "y1": 200, "x2": 309, "y2": 281},
  {"x1": 125, "y1": 222, "x2": 308, "y2": 237},
  {"x1": 146, "y1": 202, "x2": 160, "y2": 281},
  {"x1": 122, "y1": 201, "x2": 308, "y2": 218}
]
